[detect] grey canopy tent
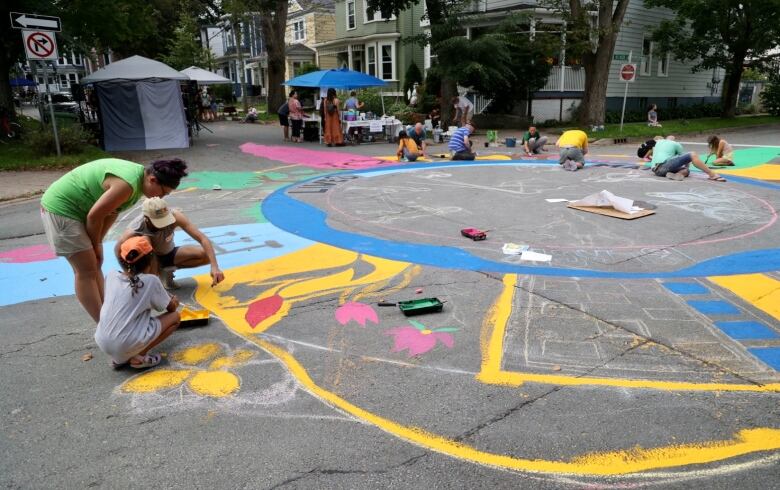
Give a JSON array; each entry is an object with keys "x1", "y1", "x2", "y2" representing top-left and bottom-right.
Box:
[
  {"x1": 180, "y1": 66, "x2": 232, "y2": 85},
  {"x1": 81, "y1": 55, "x2": 190, "y2": 151}
]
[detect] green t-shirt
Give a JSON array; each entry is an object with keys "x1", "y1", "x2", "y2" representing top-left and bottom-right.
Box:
[
  {"x1": 650, "y1": 140, "x2": 684, "y2": 166},
  {"x1": 40, "y1": 158, "x2": 145, "y2": 222},
  {"x1": 522, "y1": 130, "x2": 540, "y2": 143}
]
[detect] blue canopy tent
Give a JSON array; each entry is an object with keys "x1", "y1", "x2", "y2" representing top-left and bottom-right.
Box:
[
  {"x1": 10, "y1": 78, "x2": 37, "y2": 87},
  {"x1": 283, "y1": 68, "x2": 388, "y2": 114}
]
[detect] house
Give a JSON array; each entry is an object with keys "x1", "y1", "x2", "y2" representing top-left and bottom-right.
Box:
[
  {"x1": 285, "y1": 0, "x2": 338, "y2": 79},
  {"x1": 208, "y1": 14, "x2": 266, "y2": 97},
  {"x1": 455, "y1": 0, "x2": 724, "y2": 122},
  {"x1": 314, "y1": 0, "x2": 426, "y2": 93},
  {"x1": 23, "y1": 51, "x2": 90, "y2": 94},
  {"x1": 316, "y1": 0, "x2": 724, "y2": 121}
]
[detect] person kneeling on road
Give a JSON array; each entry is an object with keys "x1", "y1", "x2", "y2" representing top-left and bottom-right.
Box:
[
  {"x1": 115, "y1": 197, "x2": 225, "y2": 289},
  {"x1": 448, "y1": 122, "x2": 476, "y2": 161},
  {"x1": 95, "y1": 236, "x2": 181, "y2": 370},
  {"x1": 396, "y1": 130, "x2": 420, "y2": 162},
  {"x1": 649, "y1": 136, "x2": 726, "y2": 182},
  {"x1": 556, "y1": 129, "x2": 589, "y2": 171}
]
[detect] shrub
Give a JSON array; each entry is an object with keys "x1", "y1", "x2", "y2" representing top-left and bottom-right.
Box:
[
  {"x1": 23, "y1": 124, "x2": 91, "y2": 156},
  {"x1": 604, "y1": 102, "x2": 721, "y2": 124},
  {"x1": 760, "y1": 73, "x2": 780, "y2": 116}
]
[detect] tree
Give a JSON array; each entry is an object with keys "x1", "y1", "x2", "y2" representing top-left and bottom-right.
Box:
[
  {"x1": 162, "y1": 11, "x2": 213, "y2": 70},
  {"x1": 644, "y1": 0, "x2": 780, "y2": 118},
  {"x1": 254, "y1": 0, "x2": 289, "y2": 115},
  {"x1": 760, "y1": 71, "x2": 780, "y2": 116},
  {"x1": 539, "y1": 1, "x2": 630, "y2": 127}
]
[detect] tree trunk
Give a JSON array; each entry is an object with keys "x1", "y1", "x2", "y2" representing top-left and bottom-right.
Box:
[
  {"x1": 0, "y1": 52, "x2": 14, "y2": 117},
  {"x1": 441, "y1": 78, "x2": 456, "y2": 125},
  {"x1": 570, "y1": 0, "x2": 630, "y2": 127},
  {"x1": 721, "y1": 53, "x2": 745, "y2": 118},
  {"x1": 260, "y1": 1, "x2": 288, "y2": 115}
]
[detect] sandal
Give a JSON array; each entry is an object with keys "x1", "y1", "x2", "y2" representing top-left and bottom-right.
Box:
[
  {"x1": 129, "y1": 354, "x2": 162, "y2": 369},
  {"x1": 708, "y1": 176, "x2": 727, "y2": 182}
]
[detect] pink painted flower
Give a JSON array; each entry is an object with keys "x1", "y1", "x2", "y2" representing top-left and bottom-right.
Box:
[
  {"x1": 335, "y1": 301, "x2": 378, "y2": 327},
  {"x1": 384, "y1": 320, "x2": 457, "y2": 357}
]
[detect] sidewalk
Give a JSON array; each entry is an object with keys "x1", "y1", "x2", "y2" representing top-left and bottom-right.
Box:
[{"x1": 0, "y1": 170, "x2": 65, "y2": 203}]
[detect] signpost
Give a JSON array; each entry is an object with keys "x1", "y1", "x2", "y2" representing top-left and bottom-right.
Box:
[
  {"x1": 11, "y1": 13, "x2": 62, "y2": 156},
  {"x1": 618, "y1": 53, "x2": 636, "y2": 133}
]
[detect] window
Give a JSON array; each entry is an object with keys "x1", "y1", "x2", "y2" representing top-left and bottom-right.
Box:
[
  {"x1": 37, "y1": 76, "x2": 44, "y2": 84},
  {"x1": 352, "y1": 51, "x2": 363, "y2": 72},
  {"x1": 58, "y1": 56, "x2": 67, "y2": 65},
  {"x1": 658, "y1": 52, "x2": 670, "y2": 77},
  {"x1": 380, "y1": 42, "x2": 394, "y2": 80},
  {"x1": 293, "y1": 61, "x2": 305, "y2": 75},
  {"x1": 102, "y1": 53, "x2": 111, "y2": 66},
  {"x1": 72, "y1": 53, "x2": 82, "y2": 65},
  {"x1": 293, "y1": 19, "x2": 306, "y2": 41},
  {"x1": 364, "y1": 2, "x2": 395, "y2": 23},
  {"x1": 640, "y1": 38, "x2": 653, "y2": 76},
  {"x1": 59, "y1": 74, "x2": 68, "y2": 87},
  {"x1": 347, "y1": 0, "x2": 356, "y2": 30},
  {"x1": 367, "y1": 45, "x2": 376, "y2": 76}
]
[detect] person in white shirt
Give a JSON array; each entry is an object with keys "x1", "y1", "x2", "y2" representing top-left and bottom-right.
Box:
[{"x1": 451, "y1": 95, "x2": 474, "y2": 127}]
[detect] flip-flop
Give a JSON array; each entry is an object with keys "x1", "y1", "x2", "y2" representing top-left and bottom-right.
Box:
[
  {"x1": 111, "y1": 360, "x2": 128, "y2": 370},
  {"x1": 129, "y1": 354, "x2": 162, "y2": 369},
  {"x1": 708, "y1": 176, "x2": 727, "y2": 182}
]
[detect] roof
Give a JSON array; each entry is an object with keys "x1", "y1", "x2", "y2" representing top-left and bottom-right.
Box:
[
  {"x1": 294, "y1": 0, "x2": 335, "y2": 12},
  {"x1": 180, "y1": 66, "x2": 233, "y2": 85},
  {"x1": 81, "y1": 55, "x2": 188, "y2": 83},
  {"x1": 286, "y1": 43, "x2": 316, "y2": 55}
]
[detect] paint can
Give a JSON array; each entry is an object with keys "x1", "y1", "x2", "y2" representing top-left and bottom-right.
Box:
[{"x1": 505, "y1": 137, "x2": 517, "y2": 148}]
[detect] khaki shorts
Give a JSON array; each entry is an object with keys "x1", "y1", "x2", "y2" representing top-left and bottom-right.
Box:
[{"x1": 40, "y1": 208, "x2": 92, "y2": 256}]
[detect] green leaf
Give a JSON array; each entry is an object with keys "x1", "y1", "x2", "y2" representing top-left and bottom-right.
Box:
[{"x1": 408, "y1": 320, "x2": 427, "y2": 331}]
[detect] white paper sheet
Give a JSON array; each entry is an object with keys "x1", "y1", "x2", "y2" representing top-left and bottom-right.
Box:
[
  {"x1": 520, "y1": 251, "x2": 552, "y2": 262},
  {"x1": 545, "y1": 198, "x2": 569, "y2": 203},
  {"x1": 569, "y1": 190, "x2": 640, "y2": 214},
  {"x1": 502, "y1": 243, "x2": 529, "y2": 255},
  {"x1": 369, "y1": 121, "x2": 383, "y2": 132}
]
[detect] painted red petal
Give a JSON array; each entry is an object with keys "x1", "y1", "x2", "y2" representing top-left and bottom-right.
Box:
[
  {"x1": 245, "y1": 294, "x2": 283, "y2": 328},
  {"x1": 406, "y1": 334, "x2": 438, "y2": 356}
]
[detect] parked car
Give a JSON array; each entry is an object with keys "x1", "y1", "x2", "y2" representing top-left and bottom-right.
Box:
[{"x1": 50, "y1": 92, "x2": 80, "y2": 114}]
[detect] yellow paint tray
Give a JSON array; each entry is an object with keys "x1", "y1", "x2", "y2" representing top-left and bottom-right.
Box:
[{"x1": 180, "y1": 307, "x2": 210, "y2": 327}]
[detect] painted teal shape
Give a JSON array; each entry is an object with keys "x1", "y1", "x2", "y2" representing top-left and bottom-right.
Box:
[
  {"x1": 748, "y1": 347, "x2": 780, "y2": 370},
  {"x1": 241, "y1": 203, "x2": 267, "y2": 223},
  {"x1": 663, "y1": 282, "x2": 709, "y2": 294},
  {"x1": 714, "y1": 321, "x2": 780, "y2": 340},
  {"x1": 687, "y1": 300, "x2": 740, "y2": 315},
  {"x1": 182, "y1": 171, "x2": 267, "y2": 190},
  {"x1": 262, "y1": 161, "x2": 780, "y2": 279}
]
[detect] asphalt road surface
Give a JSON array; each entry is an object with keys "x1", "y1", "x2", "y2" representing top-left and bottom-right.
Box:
[{"x1": 2, "y1": 123, "x2": 779, "y2": 489}]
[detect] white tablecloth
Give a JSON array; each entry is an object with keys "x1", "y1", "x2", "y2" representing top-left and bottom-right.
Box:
[{"x1": 343, "y1": 118, "x2": 402, "y2": 139}]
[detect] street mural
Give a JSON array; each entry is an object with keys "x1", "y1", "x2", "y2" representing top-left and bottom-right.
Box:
[{"x1": 4, "y1": 146, "x2": 780, "y2": 483}]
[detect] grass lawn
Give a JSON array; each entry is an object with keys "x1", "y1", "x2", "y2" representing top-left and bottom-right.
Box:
[
  {"x1": 572, "y1": 115, "x2": 780, "y2": 139},
  {"x1": 0, "y1": 140, "x2": 109, "y2": 171}
]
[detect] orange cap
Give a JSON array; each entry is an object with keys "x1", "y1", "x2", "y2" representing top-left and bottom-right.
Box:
[{"x1": 120, "y1": 236, "x2": 153, "y2": 264}]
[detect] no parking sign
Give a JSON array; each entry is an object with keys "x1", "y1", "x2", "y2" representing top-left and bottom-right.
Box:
[{"x1": 22, "y1": 29, "x2": 58, "y2": 61}]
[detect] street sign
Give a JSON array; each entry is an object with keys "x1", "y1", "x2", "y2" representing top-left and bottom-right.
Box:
[
  {"x1": 613, "y1": 53, "x2": 629, "y2": 61},
  {"x1": 619, "y1": 63, "x2": 637, "y2": 82},
  {"x1": 23, "y1": 30, "x2": 58, "y2": 61},
  {"x1": 10, "y1": 12, "x2": 61, "y2": 31}
]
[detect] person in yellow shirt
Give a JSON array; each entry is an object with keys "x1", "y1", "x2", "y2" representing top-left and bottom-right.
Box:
[
  {"x1": 555, "y1": 129, "x2": 589, "y2": 171},
  {"x1": 396, "y1": 130, "x2": 420, "y2": 161}
]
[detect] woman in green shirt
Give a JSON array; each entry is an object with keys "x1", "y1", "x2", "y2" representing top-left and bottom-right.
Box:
[{"x1": 40, "y1": 158, "x2": 188, "y2": 322}]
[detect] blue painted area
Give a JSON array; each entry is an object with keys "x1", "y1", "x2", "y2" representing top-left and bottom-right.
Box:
[
  {"x1": 663, "y1": 282, "x2": 709, "y2": 295},
  {"x1": 748, "y1": 347, "x2": 780, "y2": 370},
  {"x1": 714, "y1": 321, "x2": 780, "y2": 340},
  {"x1": 687, "y1": 300, "x2": 741, "y2": 315},
  {"x1": 0, "y1": 223, "x2": 313, "y2": 307},
  {"x1": 263, "y1": 174, "x2": 780, "y2": 279}
]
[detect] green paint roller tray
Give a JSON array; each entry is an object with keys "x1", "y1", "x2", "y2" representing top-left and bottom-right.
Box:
[{"x1": 397, "y1": 297, "x2": 444, "y2": 316}]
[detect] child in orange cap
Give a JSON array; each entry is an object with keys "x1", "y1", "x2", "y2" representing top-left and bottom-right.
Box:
[{"x1": 95, "y1": 236, "x2": 181, "y2": 369}]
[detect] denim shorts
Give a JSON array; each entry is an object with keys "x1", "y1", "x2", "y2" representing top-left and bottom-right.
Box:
[{"x1": 654, "y1": 153, "x2": 692, "y2": 176}]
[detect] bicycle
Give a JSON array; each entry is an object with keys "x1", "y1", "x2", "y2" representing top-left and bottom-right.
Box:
[{"x1": 0, "y1": 107, "x2": 22, "y2": 142}]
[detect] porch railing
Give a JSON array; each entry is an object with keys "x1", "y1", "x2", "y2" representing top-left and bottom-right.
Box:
[{"x1": 540, "y1": 65, "x2": 585, "y2": 92}]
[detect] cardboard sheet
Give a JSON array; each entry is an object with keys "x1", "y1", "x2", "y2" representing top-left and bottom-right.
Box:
[{"x1": 567, "y1": 204, "x2": 655, "y2": 220}]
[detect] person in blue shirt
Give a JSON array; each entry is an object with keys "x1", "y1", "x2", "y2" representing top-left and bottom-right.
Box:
[{"x1": 448, "y1": 122, "x2": 476, "y2": 160}]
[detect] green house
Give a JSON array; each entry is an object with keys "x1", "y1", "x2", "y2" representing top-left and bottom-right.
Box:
[{"x1": 314, "y1": 0, "x2": 427, "y2": 93}]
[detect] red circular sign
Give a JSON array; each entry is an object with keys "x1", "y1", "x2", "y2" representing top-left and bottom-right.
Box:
[
  {"x1": 26, "y1": 31, "x2": 55, "y2": 58},
  {"x1": 620, "y1": 64, "x2": 636, "y2": 81}
]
